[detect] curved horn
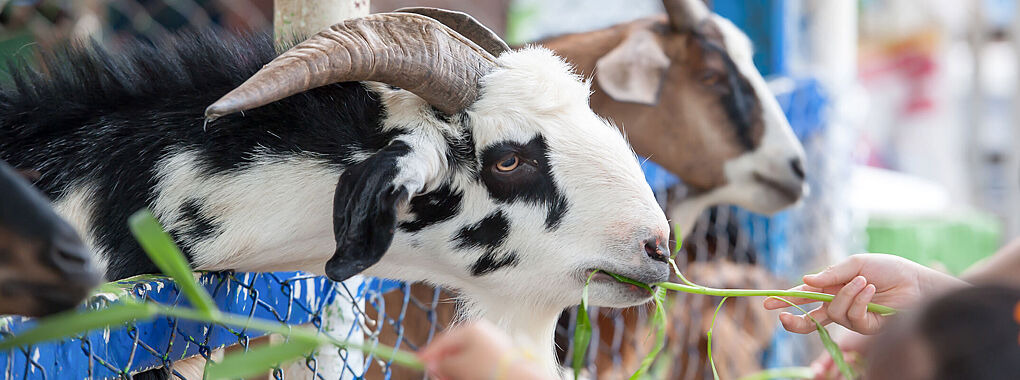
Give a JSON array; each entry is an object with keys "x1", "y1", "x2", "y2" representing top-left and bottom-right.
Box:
[
  {"x1": 395, "y1": 7, "x2": 510, "y2": 57},
  {"x1": 663, "y1": 0, "x2": 711, "y2": 32},
  {"x1": 205, "y1": 13, "x2": 498, "y2": 120}
]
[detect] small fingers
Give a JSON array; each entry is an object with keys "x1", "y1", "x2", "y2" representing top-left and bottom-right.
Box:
[
  {"x1": 804, "y1": 256, "x2": 866, "y2": 289},
  {"x1": 847, "y1": 284, "x2": 879, "y2": 334},
  {"x1": 826, "y1": 276, "x2": 868, "y2": 327},
  {"x1": 778, "y1": 306, "x2": 831, "y2": 334}
]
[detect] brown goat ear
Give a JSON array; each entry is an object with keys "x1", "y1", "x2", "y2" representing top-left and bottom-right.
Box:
[{"x1": 595, "y1": 29, "x2": 671, "y2": 106}]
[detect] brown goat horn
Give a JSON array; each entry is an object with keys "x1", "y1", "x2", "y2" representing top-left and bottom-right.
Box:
[
  {"x1": 663, "y1": 0, "x2": 711, "y2": 32},
  {"x1": 205, "y1": 13, "x2": 498, "y2": 121},
  {"x1": 394, "y1": 7, "x2": 510, "y2": 57}
]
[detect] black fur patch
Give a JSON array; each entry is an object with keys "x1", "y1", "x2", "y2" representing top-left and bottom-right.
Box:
[
  {"x1": 470, "y1": 250, "x2": 520, "y2": 276},
  {"x1": 453, "y1": 210, "x2": 509, "y2": 250},
  {"x1": 0, "y1": 31, "x2": 395, "y2": 280},
  {"x1": 453, "y1": 211, "x2": 521, "y2": 276},
  {"x1": 170, "y1": 200, "x2": 220, "y2": 259},
  {"x1": 478, "y1": 136, "x2": 568, "y2": 232},
  {"x1": 430, "y1": 106, "x2": 454, "y2": 124},
  {"x1": 444, "y1": 130, "x2": 476, "y2": 174},
  {"x1": 544, "y1": 194, "x2": 569, "y2": 231},
  {"x1": 399, "y1": 184, "x2": 463, "y2": 233},
  {"x1": 479, "y1": 136, "x2": 559, "y2": 204},
  {"x1": 697, "y1": 38, "x2": 761, "y2": 151},
  {"x1": 328, "y1": 140, "x2": 412, "y2": 282}
]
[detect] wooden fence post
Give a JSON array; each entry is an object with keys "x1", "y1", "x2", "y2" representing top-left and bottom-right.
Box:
[
  {"x1": 271, "y1": 2, "x2": 371, "y2": 379},
  {"x1": 274, "y1": 0, "x2": 369, "y2": 43}
]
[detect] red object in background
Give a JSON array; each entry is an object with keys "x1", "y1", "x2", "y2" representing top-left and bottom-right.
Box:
[{"x1": 860, "y1": 49, "x2": 938, "y2": 115}]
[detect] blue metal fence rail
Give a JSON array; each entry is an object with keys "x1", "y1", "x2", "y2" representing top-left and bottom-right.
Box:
[{"x1": 0, "y1": 272, "x2": 427, "y2": 379}]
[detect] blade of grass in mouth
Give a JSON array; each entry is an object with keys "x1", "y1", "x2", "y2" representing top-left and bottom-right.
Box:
[{"x1": 601, "y1": 271, "x2": 897, "y2": 316}]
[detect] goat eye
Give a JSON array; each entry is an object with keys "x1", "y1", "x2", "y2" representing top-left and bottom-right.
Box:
[
  {"x1": 700, "y1": 71, "x2": 724, "y2": 86},
  {"x1": 495, "y1": 155, "x2": 520, "y2": 172}
]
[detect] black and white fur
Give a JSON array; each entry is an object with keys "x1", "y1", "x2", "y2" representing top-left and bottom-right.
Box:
[{"x1": 1, "y1": 31, "x2": 670, "y2": 375}]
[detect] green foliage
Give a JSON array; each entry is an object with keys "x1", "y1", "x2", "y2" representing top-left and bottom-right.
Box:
[
  {"x1": 0, "y1": 303, "x2": 156, "y2": 350},
  {"x1": 593, "y1": 228, "x2": 887, "y2": 380},
  {"x1": 572, "y1": 271, "x2": 597, "y2": 380},
  {"x1": 504, "y1": 1, "x2": 541, "y2": 45},
  {"x1": 128, "y1": 210, "x2": 219, "y2": 319},
  {"x1": 0, "y1": 208, "x2": 423, "y2": 378},
  {"x1": 707, "y1": 297, "x2": 728, "y2": 380},
  {"x1": 0, "y1": 208, "x2": 897, "y2": 379},
  {"x1": 768, "y1": 297, "x2": 855, "y2": 380},
  {"x1": 629, "y1": 286, "x2": 667, "y2": 380},
  {"x1": 205, "y1": 337, "x2": 320, "y2": 380}
]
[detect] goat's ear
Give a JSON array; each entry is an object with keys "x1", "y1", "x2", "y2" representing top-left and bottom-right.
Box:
[
  {"x1": 326, "y1": 141, "x2": 416, "y2": 282},
  {"x1": 595, "y1": 29, "x2": 671, "y2": 106}
]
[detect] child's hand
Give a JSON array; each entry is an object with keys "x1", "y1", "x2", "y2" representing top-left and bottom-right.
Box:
[
  {"x1": 418, "y1": 320, "x2": 552, "y2": 380},
  {"x1": 763, "y1": 253, "x2": 966, "y2": 334}
]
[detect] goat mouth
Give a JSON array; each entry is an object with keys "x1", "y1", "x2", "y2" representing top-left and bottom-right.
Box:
[
  {"x1": 752, "y1": 172, "x2": 803, "y2": 202},
  {"x1": 586, "y1": 270, "x2": 656, "y2": 295}
]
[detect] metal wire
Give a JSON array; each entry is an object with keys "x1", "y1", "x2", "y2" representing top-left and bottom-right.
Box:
[{"x1": 0, "y1": 3, "x2": 833, "y2": 379}]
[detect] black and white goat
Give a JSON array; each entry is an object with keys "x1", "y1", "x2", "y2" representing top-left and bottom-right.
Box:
[
  {"x1": 1, "y1": 10, "x2": 670, "y2": 375},
  {"x1": 0, "y1": 160, "x2": 101, "y2": 317}
]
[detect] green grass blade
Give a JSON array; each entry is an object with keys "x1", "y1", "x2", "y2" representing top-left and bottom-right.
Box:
[
  {"x1": 707, "y1": 297, "x2": 729, "y2": 380},
  {"x1": 605, "y1": 272, "x2": 652, "y2": 291},
  {"x1": 817, "y1": 326, "x2": 854, "y2": 380},
  {"x1": 0, "y1": 303, "x2": 156, "y2": 350},
  {"x1": 572, "y1": 271, "x2": 597, "y2": 380},
  {"x1": 655, "y1": 282, "x2": 896, "y2": 316},
  {"x1": 128, "y1": 209, "x2": 219, "y2": 319},
  {"x1": 767, "y1": 296, "x2": 855, "y2": 380},
  {"x1": 206, "y1": 337, "x2": 320, "y2": 379},
  {"x1": 629, "y1": 286, "x2": 667, "y2": 380},
  {"x1": 738, "y1": 367, "x2": 815, "y2": 380}
]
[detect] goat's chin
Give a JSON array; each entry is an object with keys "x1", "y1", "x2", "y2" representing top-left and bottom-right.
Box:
[
  {"x1": 743, "y1": 185, "x2": 805, "y2": 215},
  {"x1": 585, "y1": 280, "x2": 656, "y2": 308}
]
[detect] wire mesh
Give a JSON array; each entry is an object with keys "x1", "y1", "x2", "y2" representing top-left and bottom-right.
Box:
[
  {"x1": 0, "y1": 273, "x2": 448, "y2": 379},
  {"x1": 0, "y1": 2, "x2": 838, "y2": 379}
]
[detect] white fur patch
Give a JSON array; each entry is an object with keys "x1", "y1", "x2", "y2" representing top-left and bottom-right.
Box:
[
  {"x1": 51, "y1": 185, "x2": 109, "y2": 277},
  {"x1": 151, "y1": 150, "x2": 341, "y2": 272}
]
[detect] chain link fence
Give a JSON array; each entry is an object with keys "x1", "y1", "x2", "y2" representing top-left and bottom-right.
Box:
[
  {"x1": 0, "y1": 1, "x2": 840, "y2": 379},
  {"x1": 0, "y1": 273, "x2": 448, "y2": 379}
]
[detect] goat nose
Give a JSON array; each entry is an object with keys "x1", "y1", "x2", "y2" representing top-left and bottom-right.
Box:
[
  {"x1": 789, "y1": 157, "x2": 806, "y2": 180},
  {"x1": 49, "y1": 236, "x2": 100, "y2": 284},
  {"x1": 642, "y1": 238, "x2": 668, "y2": 263}
]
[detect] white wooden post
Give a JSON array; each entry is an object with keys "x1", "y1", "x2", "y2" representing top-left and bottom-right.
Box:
[
  {"x1": 271, "y1": 3, "x2": 371, "y2": 378},
  {"x1": 274, "y1": 0, "x2": 369, "y2": 44}
]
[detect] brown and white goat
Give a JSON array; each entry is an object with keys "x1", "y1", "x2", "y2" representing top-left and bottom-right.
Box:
[{"x1": 539, "y1": 0, "x2": 807, "y2": 234}]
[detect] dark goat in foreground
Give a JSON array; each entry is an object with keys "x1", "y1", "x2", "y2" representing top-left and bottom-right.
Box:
[{"x1": 0, "y1": 160, "x2": 101, "y2": 317}]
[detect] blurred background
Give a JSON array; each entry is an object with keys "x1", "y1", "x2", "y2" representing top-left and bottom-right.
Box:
[{"x1": 2, "y1": 0, "x2": 1018, "y2": 378}]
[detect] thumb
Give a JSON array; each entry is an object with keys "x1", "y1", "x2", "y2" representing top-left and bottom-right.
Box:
[{"x1": 804, "y1": 258, "x2": 864, "y2": 288}]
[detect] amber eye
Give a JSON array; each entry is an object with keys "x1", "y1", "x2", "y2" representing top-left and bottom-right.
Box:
[
  {"x1": 700, "y1": 71, "x2": 724, "y2": 86},
  {"x1": 495, "y1": 155, "x2": 520, "y2": 172}
]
